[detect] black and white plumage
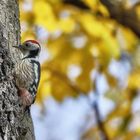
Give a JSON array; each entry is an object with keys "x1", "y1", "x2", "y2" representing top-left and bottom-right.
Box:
[
  {"x1": 13, "y1": 40, "x2": 41, "y2": 106},
  {"x1": 28, "y1": 59, "x2": 40, "y2": 99}
]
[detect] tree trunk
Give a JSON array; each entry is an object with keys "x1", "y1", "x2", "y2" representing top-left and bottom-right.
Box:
[{"x1": 0, "y1": 0, "x2": 35, "y2": 139}]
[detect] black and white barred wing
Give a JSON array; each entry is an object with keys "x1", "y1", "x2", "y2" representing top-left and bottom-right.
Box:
[{"x1": 28, "y1": 60, "x2": 40, "y2": 99}]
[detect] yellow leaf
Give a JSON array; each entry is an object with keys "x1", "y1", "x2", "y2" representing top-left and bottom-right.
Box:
[
  {"x1": 128, "y1": 70, "x2": 140, "y2": 89},
  {"x1": 20, "y1": 12, "x2": 35, "y2": 25},
  {"x1": 33, "y1": 0, "x2": 57, "y2": 31},
  {"x1": 90, "y1": 33, "x2": 120, "y2": 65},
  {"x1": 36, "y1": 70, "x2": 51, "y2": 103},
  {"x1": 21, "y1": 30, "x2": 36, "y2": 42},
  {"x1": 136, "y1": 6, "x2": 140, "y2": 19},
  {"x1": 50, "y1": 74, "x2": 78, "y2": 101},
  {"x1": 98, "y1": 2, "x2": 109, "y2": 16},
  {"x1": 79, "y1": 13, "x2": 105, "y2": 37},
  {"x1": 48, "y1": 35, "x2": 86, "y2": 66},
  {"x1": 76, "y1": 52, "x2": 94, "y2": 92},
  {"x1": 120, "y1": 27, "x2": 138, "y2": 51},
  {"x1": 136, "y1": 126, "x2": 140, "y2": 134},
  {"x1": 59, "y1": 17, "x2": 75, "y2": 33},
  {"x1": 76, "y1": 72, "x2": 92, "y2": 92},
  {"x1": 47, "y1": 35, "x2": 67, "y2": 58},
  {"x1": 83, "y1": 0, "x2": 98, "y2": 9},
  {"x1": 102, "y1": 32, "x2": 120, "y2": 58}
]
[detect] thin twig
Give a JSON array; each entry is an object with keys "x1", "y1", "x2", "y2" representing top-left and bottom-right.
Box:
[
  {"x1": 93, "y1": 72, "x2": 109, "y2": 140},
  {"x1": 43, "y1": 64, "x2": 110, "y2": 139}
]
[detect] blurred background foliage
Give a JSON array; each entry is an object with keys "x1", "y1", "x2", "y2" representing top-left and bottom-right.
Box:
[{"x1": 19, "y1": 0, "x2": 140, "y2": 140}]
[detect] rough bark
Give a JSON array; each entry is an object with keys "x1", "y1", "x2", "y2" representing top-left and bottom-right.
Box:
[{"x1": 0, "y1": 0, "x2": 35, "y2": 139}]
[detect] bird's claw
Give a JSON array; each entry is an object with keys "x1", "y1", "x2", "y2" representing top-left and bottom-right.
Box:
[{"x1": 19, "y1": 88, "x2": 33, "y2": 107}]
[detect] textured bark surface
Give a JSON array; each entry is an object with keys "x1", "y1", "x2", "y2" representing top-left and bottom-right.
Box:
[{"x1": 0, "y1": 0, "x2": 35, "y2": 139}]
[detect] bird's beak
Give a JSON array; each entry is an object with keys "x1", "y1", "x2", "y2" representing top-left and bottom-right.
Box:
[{"x1": 13, "y1": 44, "x2": 23, "y2": 49}]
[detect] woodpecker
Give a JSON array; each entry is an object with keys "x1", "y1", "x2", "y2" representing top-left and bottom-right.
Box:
[{"x1": 13, "y1": 40, "x2": 41, "y2": 107}]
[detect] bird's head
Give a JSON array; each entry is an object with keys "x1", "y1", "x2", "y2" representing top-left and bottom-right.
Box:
[{"x1": 13, "y1": 40, "x2": 41, "y2": 58}]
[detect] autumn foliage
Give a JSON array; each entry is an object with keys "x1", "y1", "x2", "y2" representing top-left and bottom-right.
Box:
[{"x1": 19, "y1": 0, "x2": 140, "y2": 139}]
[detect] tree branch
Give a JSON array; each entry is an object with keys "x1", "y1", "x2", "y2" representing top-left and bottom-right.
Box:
[
  {"x1": 93, "y1": 73, "x2": 109, "y2": 140},
  {"x1": 63, "y1": 0, "x2": 90, "y2": 10},
  {"x1": 63, "y1": 0, "x2": 140, "y2": 38},
  {"x1": 100, "y1": 0, "x2": 140, "y2": 38}
]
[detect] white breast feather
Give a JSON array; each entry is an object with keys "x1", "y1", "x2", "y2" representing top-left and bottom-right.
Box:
[{"x1": 14, "y1": 59, "x2": 34, "y2": 90}]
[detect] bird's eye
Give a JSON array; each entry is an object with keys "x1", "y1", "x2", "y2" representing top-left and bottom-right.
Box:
[{"x1": 25, "y1": 43, "x2": 29, "y2": 47}]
